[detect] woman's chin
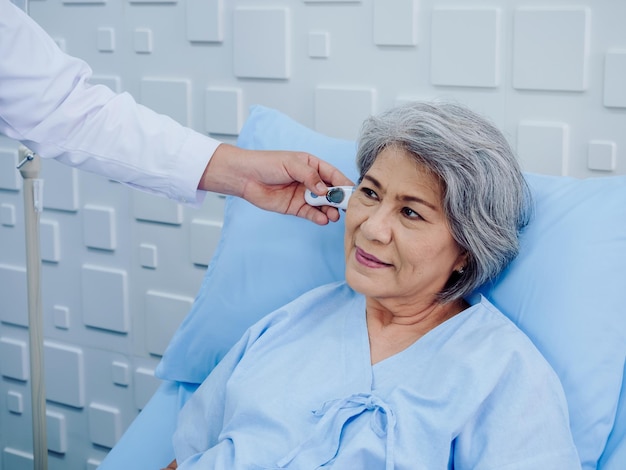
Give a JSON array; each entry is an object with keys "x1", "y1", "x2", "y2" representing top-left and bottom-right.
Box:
[{"x1": 345, "y1": 270, "x2": 382, "y2": 298}]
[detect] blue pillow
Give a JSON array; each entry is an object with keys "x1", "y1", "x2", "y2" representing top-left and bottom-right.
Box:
[{"x1": 157, "y1": 105, "x2": 626, "y2": 469}]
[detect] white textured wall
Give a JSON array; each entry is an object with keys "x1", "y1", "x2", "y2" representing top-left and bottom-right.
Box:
[{"x1": 0, "y1": 0, "x2": 624, "y2": 468}]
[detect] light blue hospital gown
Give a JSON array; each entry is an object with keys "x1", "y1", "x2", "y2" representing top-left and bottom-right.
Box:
[{"x1": 173, "y1": 281, "x2": 581, "y2": 469}]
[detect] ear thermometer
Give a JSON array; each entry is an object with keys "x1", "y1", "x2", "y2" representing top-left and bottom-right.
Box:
[{"x1": 305, "y1": 186, "x2": 355, "y2": 211}]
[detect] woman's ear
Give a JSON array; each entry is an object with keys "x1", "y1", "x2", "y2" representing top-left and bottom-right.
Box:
[{"x1": 454, "y1": 251, "x2": 469, "y2": 274}]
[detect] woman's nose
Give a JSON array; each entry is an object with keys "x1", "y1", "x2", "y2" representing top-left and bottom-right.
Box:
[{"x1": 360, "y1": 207, "x2": 392, "y2": 244}]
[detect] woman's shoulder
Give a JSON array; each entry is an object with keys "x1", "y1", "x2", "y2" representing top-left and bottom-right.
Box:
[
  {"x1": 456, "y1": 294, "x2": 560, "y2": 378},
  {"x1": 463, "y1": 295, "x2": 536, "y2": 343}
]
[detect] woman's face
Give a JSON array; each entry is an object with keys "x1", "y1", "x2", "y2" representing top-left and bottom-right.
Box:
[{"x1": 344, "y1": 146, "x2": 466, "y2": 310}]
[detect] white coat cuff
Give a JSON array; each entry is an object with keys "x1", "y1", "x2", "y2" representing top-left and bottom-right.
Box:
[{"x1": 171, "y1": 129, "x2": 222, "y2": 206}]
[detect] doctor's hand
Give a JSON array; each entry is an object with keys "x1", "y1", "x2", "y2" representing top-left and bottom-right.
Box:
[{"x1": 198, "y1": 144, "x2": 354, "y2": 225}]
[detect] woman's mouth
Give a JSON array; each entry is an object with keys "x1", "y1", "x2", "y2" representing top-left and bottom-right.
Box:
[{"x1": 355, "y1": 247, "x2": 392, "y2": 268}]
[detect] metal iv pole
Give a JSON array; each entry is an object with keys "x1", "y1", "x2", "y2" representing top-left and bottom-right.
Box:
[{"x1": 17, "y1": 145, "x2": 47, "y2": 470}]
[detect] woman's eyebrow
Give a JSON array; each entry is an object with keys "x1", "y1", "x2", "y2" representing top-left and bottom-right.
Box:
[
  {"x1": 362, "y1": 174, "x2": 438, "y2": 211},
  {"x1": 362, "y1": 174, "x2": 381, "y2": 188},
  {"x1": 399, "y1": 194, "x2": 438, "y2": 211}
]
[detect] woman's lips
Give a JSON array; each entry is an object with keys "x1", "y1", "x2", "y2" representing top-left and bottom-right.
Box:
[{"x1": 355, "y1": 247, "x2": 392, "y2": 268}]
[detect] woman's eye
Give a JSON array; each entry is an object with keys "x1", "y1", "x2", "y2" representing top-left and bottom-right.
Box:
[
  {"x1": 402, "y1": 207, "x2": 422, "y2": 219},
  {"x1": 360, "y1": 187, "x2": 378, "y2": 200}
]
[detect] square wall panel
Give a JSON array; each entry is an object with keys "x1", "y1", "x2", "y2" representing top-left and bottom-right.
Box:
[
  {"x1": 145, "y1": 291, "x2": 194, "y2": 356},
  {"x1": 0, "y1": 264, "x2": 28, "y2": 327},
  {"x1": 7, "y1": 391, "x2": 24, "y2": 414},
  {"x1": 517, "y1": 121, "x2": 569, "y2": 176},
  {"x1": 204, "y1": 87, "x2": 243, "y2": 135},
  {"x1": 46, "y1": 410, "x2": 68, "y2": 454},
  {"x1": 52, "y1": 305, "x2": 71, "y2": 330},
  {"x1": 97, "y1": 27, "x2": 115, "y2": 52},
  {"x1": 2, "y1": 448, "x2": 33, "y2": 470},
  {"x1": 40, "y1": 219, "x2": 61, "y2": 263},
  {"x1": 1, "y1": 203, "x2": 16, "y2": 226},
  {"x1": 308, "y1": 31, "x2": 330, "y2": 58},
  {"x1": 140, "y1": 78, "x2": 190, "y2": 126},
  {"x1": 81, "y1": 265, "x2": 129, "y2": 333},
  {"x1": 604, "y1": 50, "x2": 626, "y2": 108},
  {"x1": 134, "y1": 367, "x2": 161, "y2": 410},
  {"x1": 315, "y1": 86, "x2": 376, "y2": 140},
  {"x1": 134, "y1": 28, "x2": 153, "y2": 54},
  {"x1": 44, "y1": 341, "x2": 85, "y2": 408},
  {"x1": 0, "y1": 148, "x2": 20, "y2": 191},
  {"x1": 0, "y1": 338, "x2": 28, "y2": 381},
  {"x1": 588, "y1": 140, "x2": 616, "y2": 172},
  {"x1": 234, "y1": 7, "x2": 290, "y2": 79},
  {"x1": 374, "y1": 0, "x2": 418, "y2": 46},
  {"x1": 431, "y1": 7, "x2": 501, "y2": 88},
  {"x1": 139, "y1": 243, "x2": 158, "y2": 269},
  {"x1": 513, "y1": 7, "x2": 589, "y2": 91},
  {"x1": 83, "y1": 205, "x2": 116, "y2": 251},
  {"x1": 187, "y1": 0, "x2": 223, "y2": 43},
  {"x1": 133, "y1": 191, "x2": 183, "y2": 225},
  {"x1": 189, "y1": 219, "x2": 222, "y2": 266},
  {"x1": 86, "y1": 459, "x2": 102, "y2": 469},
  {"x1": 41, "y1": 160, "x2": 79, "y2": 212},
  {"x1": 111, "y1": 361, "x2": 130, "y2": 386},
  {"x1": 88, "y1": 403, "x2": 121, "y2": 449}
]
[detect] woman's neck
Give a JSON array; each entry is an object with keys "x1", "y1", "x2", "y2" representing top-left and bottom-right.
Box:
[{"x1": 366, "y1": 297, "x2": 468, "y2": 365}]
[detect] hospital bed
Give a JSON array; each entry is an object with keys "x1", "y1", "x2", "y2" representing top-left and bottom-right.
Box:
[{"x1": 99, "y1": 105, "x2": 626, "y2": 470}]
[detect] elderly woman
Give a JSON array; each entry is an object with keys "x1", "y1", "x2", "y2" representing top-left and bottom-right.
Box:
[{"x1": 166, "y1": 102, "x2": 581, "y2": 469}]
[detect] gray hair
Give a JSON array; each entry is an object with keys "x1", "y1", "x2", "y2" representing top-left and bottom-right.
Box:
[{"x1": 356, "y1": 101, "x2": 531, "y2": 303}]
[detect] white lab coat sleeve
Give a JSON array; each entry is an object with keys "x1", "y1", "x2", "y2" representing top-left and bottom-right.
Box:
[{"x1": 0, "y1": 0, "x2": 221, "y2": 205}]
